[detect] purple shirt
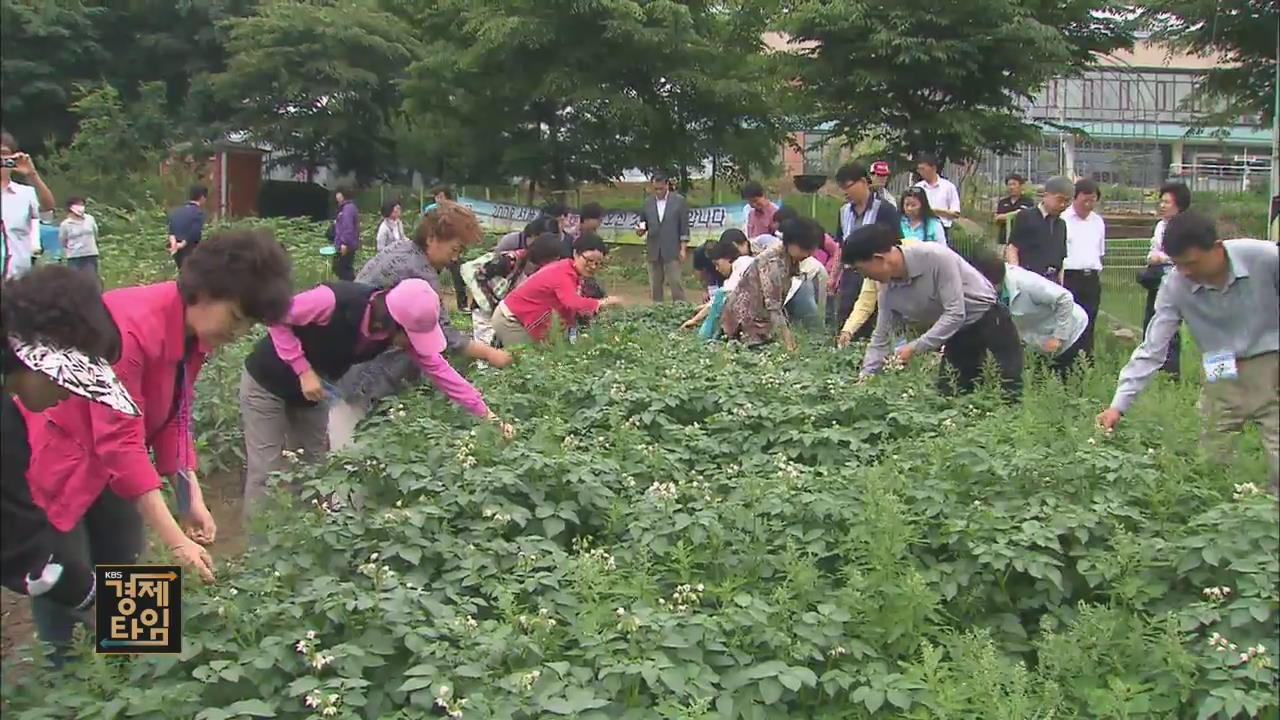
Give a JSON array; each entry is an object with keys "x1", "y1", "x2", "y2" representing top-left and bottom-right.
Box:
[
  {"x1": 746, "y1": 201, "x2": 778, "y2": 239},
  {"x1": 334, "y1": 201, "x2": 360, "y2": 251}
]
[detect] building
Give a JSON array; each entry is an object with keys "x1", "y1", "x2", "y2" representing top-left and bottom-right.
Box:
[
  {"x1": 1014, "y1": 39, "x2": 1273, "y2": 192},
  {"x1": 165, "y1": 141, "x2": 268, "y2": 219},
  {"x1": 774, "y1": 35, "x2": 1275, "y2": 193}
]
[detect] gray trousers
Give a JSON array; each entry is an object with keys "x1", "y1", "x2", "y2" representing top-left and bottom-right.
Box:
[
  {"x1": 492, "y1": 303, "x2": 534, "y2": 347},
  {"x1": 239, "y1": 370, "x2": 329, "y2": 520},
  {"x1": 648, "y1": 259, "x2": 686, "y2": 303}
]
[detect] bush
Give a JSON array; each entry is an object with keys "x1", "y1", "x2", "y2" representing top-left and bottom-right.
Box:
[
  {"x1": 258, "y1": 181, "x2": 333, "y2": 221},
  {"x1": 3, "y1": 303, "x2": 1275, "y2": 719}
]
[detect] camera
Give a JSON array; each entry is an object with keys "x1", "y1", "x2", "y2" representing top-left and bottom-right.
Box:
[{"x1": 1, "y1": 157, "x2": 16, "y2": 169}]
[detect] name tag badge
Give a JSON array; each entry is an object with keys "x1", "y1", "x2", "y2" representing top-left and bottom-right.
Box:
[{"x1": 1202, "y1": 351, "x2": 1239, "y2": 383}]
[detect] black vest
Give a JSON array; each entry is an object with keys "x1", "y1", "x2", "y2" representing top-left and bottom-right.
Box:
[{"x1": 244, "y1": 282, "x2": 389, "y2": 405}]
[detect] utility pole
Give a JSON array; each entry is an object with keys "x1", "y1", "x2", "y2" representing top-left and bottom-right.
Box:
[{"x1": 1270, "y1": 24, "x2": 1279, "y2": 241}]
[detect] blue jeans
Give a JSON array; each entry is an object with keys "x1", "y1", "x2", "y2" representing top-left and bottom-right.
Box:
[{"x1": 785, "y1": 278, "x2": 823, "y2": 330}]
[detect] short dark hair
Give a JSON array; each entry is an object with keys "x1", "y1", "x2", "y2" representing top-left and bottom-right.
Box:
[
  {"x1": 778, "y1": 217, "x2": 820, "y2": 252},
  {"x1": 741, "y1": 181, "x2": 765, "y2": 200},
  {"x1": 1074, "y1": 178, "x2": 1101, "y2": 200},
  {"x1": 719, "y1": 228, "x2": 748, "y2": 247},
  {"x1": 189, "y1": 184, "x2": 209, "y2": 202},
  {"x1": 177, "y1": 229, "x2": 293, "y2": 323},
  {"x1": 968, "y1": 249, "x2": 1007, "y2": 288},
  {"x1": 0, "y1": 129, "x2": 17, "y2": 151},
  {"x1": 65, "y1": 196, "x2": 85, "y2": 209},
  {"x1": 1159, "y1": 181, "x2": 1192, "y2": 212},
  {"x1": 841, "y1": 224, "x2": 899, "y2": 265},
  {"x1": 915, "y1": 153, "x2": 940, "y2": 170},
  {"x1": 527, "y1": 234, "x2": 564, "y2": 265},
  {"x1": 835, "y1": 163, "x2": 870, "y2": 187},
  {"x1": 522, "y1": 219, "x2": 545, "y2": 239},
  {"x1": 707, "y1": 239, "x2": 739, "y2": 262},
  {"x1": 1004, "y1": 173, "x2": 1026, "y2": 185},
  {"x1": 381, "y1": 198, "x2": 400, "y2": 218},
  {"x1": 651, "y1": 171, "x2": 669, "y2": 184},
  {"x1": 431, "y1": 185, "x2": 456, "y2": 201},
  {"x1": 541, "y1": 202, "x2": 567, "y2": 219},
  {"x1": 773, "y1": 205, "x2": 800, "y2": 227},
  {"x1": 1, "y1": 265, "x2": 121, "y2": 373},
  {"x1": 579, "y1": 202, "x2": 604, "y2": 221},
  {"x1": 573, "y1": 232, "x2": 609, "y2": 256},
  {"x1": 1162, "y1": 211, "x2": 1218, "y2": 256}
]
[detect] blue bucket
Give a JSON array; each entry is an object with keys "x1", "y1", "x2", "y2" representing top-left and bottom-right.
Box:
[{"x1": 39, "y1": 223, "x2": 62, "y2": 260}]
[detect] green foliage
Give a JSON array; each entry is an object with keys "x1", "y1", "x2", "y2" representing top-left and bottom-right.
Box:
[
  {"x1": 3, "y1": 300, "x2": 1275, "y2": 718},
  {"x1": 400, "y1": 0, "x2": 791, "y2": 190},
  {"x1": 1140, "y1": 0, "x2": 1278, "y2": 128},
  {"x1": 777, "y1": 0, "x2": 1134, "y2": 164},
  {"x1": 210, "y1": 0, "x2": 421, "y2": 183}
]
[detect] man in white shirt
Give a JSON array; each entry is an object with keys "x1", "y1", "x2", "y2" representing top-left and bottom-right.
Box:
[
  {"x1": 1061, "y1": 178, "x2": 1106, "y2": 356},
  {"x1": 913, "y1": 153, "x2": 961, "y2": 242},
  {"x1": 1, "y1": 130, "x2": 56, "y2": 279}
]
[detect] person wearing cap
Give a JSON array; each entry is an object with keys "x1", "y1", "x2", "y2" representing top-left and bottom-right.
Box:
[
  {"x1": 844, "y1": 224, "x2": 1023, "y2": 400},
  {"x1": 969, "y1": 251, "x2": 1090, "y2": 380},
  {"x1": 2, "y1": 266, "x2": 137, "y2": 618},
  {"x1": 492, "y1": 233, "x2": 624, "y2": 346},
  {"x1": 833, "y1": 162, "x2": 901, "y2": 334},
  {"x1": 20, "y1": 231, "x2": 293, "y2": 663},
  {"x1": 870, "y1": 161, "x2": 897, "y2": 208},
  {"x1": 1006, "y1": 175, "x2": 1073, "y2": 283},
  {"x1": 1098, "y1": 212, "x2": 1279, "y2": 490},
  {"x1": 912, "y1": 154, "x2": 961, "y2": 242},
  {"x1": 328, "y1": 202, "x2": 512, "y2": 450},
  {"x1": 241, "y1": 277, "x2": 512, "y2": 517}
]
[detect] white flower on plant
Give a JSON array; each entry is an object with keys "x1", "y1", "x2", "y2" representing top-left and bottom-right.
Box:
[
  {"x1": 437, "y1": 686, "x2": 451, "y2": 699},
  {"x1": 295, "y1": 639, "x2": 309, "y2": 654},
  {"x1": 1240, "y1": 653, "x2": 1252, "y2": 664},
  {"x1": 615, "y1": 607, "x2": 626, "y2": 617},
  {"x1": 1233, "y1": 482, "x2": 1262, "y2": 500},
  {"x1": 305, "y1": 630, "x2": 316, "y2": 641},
  {"x1": 321, "y1": 707, "x2": 337, "y2": 717},
  {"x1": 304, "y1": 692, "x2": 321, "y2": 708},
  {"x1": 369, "y1": 552, "x2": 379, "y2": 562},
  {"x1": 313, "y1": 654, "x2": 334, "y2": 670},
  {"x1": 228, "y1": 588, "x2": 238, "y2": 597}
]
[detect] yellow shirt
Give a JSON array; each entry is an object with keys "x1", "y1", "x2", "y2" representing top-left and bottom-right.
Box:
[{"x1": 841, "y1": 238, "x2": 921, "y2": 337}]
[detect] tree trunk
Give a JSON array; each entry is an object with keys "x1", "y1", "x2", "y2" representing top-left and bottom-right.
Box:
[{"x1": 526, "y1": 178, "x2": 536, "y2": 206}]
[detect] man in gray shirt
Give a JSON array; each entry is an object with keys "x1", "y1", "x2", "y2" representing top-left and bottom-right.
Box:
[
  {"x1": 1098, "y1": 211, "x2": 1277, "y2": 488},
  {"x1": 845, "y1": 225, "x2": 1023, "y2": 399}
]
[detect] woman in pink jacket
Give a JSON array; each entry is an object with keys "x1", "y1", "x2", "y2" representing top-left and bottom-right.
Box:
[{"x1": 22, "y1": 230, "x2": 293, "y2": 662}]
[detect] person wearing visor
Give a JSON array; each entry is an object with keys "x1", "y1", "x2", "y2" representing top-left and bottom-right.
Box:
[
  {"x1": 240, "y1": 278, "x2": 512, "y2": 518},
  {"x1": 870, "y1": 161, "x2": 897, "y2": 208},
  {"x1": 2, "y1": 265, "x2": 138, "y2": 616}
]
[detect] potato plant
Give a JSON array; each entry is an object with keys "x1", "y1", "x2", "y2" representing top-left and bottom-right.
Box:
[{"x1": 3, "y1": 218, "x2": 1277, "y2": 719}]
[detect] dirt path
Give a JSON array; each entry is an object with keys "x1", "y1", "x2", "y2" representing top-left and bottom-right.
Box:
[{"x1": 1, "y1": 470, "x2": 247, "y2": 671}]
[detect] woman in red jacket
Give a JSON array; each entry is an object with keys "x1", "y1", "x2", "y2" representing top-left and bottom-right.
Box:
[
  {"x1": 22, "y1": 230, "x2": 292, "y2": 664},
  {"x1": 490, "y1": 233, "x2": 624, "y2": 346},
  {"x1": 3, "y1": 266, "x2": 139, "y2": 615}
]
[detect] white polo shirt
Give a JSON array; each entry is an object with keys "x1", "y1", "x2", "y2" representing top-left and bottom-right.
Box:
[
  {"x1": 2, "y1": 182, "x2": 41, "y2": 279},
  {"x1": 913, "y1": 177, "x2": 961, "y2": 227},
  {"x1": 1062, "y1": 206, "x2": 1106, "y2": 271}
]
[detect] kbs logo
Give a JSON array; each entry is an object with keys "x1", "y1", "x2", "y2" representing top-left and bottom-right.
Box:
[{"x1": 95, "y1": 565, "x2": 182, "y2": 654}]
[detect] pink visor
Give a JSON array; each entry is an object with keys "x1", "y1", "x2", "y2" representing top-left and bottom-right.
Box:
[
  {"x1": 871, "y1": 161, "x2": 890, "y2": 177},
  {"x1": 385, "y1": 279, "x2": 447, "y2": 356}
]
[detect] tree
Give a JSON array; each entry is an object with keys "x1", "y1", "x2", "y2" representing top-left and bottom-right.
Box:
[
  {"x1": 209, "y1": 0, "x2": 420, "y2": 182},
  {"x1": 777, "y1": 0, "x2": 1134, "y2": 166},
  {"x1": 1140, "y1": 0, "x2": 1277, "y2": 127},
  {"x1": 0, "y1": 0, "x2": 108, "y2": 150},
  {"x1": 400, "y1": 0, "x2": 790, "y2": 195}
]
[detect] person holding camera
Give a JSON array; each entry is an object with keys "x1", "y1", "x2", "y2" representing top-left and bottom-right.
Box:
[{"x1": 1, "y1": 130, "x2": 56, "y2": 279}]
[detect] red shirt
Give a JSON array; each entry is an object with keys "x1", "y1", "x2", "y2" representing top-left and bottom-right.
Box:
[
  {"x1": 21, "y1": 282, "x2": 205, "y2": 531},
  {"x1": 501, "y1": 259, "x2": 602, "y2": 342}
]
